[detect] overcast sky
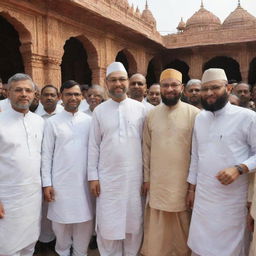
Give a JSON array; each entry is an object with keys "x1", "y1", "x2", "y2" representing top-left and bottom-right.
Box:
[{"x1": 127, "y1": 0, "x2": 256, "y2": 34}]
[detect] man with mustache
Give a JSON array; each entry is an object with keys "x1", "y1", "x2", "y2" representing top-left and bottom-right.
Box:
[
  {"x1": 233, "y1": 82, "x2": 251, "y2": 108},
  {"x1": 88, "y1": 62, "x2": 146, "y2": 256},
  {"x1": 186, "y1": 68, "x2": 256, "y2": 256},
  {"x1": 141, "y1": 68, "x2": 199, "y2": 256},
  {"x1": 184, "y1": 79, "x2": 202, "y2": 109}
]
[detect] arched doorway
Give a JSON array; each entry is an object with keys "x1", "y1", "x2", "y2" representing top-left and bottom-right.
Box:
[
  {"x1": 115, "y1": 49, "x2": 137, "y2": 76},
  {"x1": 61, "y1": 37, "x2": 92, "y2": 85},
  {"x1": 248, "y1": 58, "x2": 256, "y2": 86},
  {"x1": 146, "y1": 58, "x2": 157, "y2": 87},
  {"x1": 164, "y1": 59, "x2": 190, "y2": 83},
  {"x1": 203, "y1": 56, "x2": 242, "y2": 82},
  {"x1": 0, "y1": 15, "x2": 24, "y2": 82}
]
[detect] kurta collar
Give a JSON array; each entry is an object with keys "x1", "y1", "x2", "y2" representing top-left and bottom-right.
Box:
[
  {"x1": 9, "y1": 106, "x2": 31, "y2": 118},
  {"x1": 162, "y1": 99, "x2": 182, "y2": 111},
  {"x1": 110, "y1": 96, "x2": 128, "y2": 106},
  {"x1": 211, "y1": 102, "x2": 231, "y2": 116},
  {"x1": 62, "y1": 109, "x2": 80, "y2": 118}
]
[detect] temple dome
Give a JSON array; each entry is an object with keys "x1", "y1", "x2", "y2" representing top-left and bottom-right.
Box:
[
  {"x1": 223, "y1": 5, "x2": 256, "y2": 29},
  {"x1": 141, "y1": 1, "x2": 156, "y2": 25},
  {"x1": 177, "y1": 18, "x2": 186, "y2": 31},
  {"x1": 185, "y1": 4, "x2": 221, "y2": 32}
]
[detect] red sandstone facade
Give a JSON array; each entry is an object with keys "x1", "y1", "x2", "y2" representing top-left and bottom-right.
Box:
[{"x1": 0, "y1": 0, "x2": 255, "y2": 87}]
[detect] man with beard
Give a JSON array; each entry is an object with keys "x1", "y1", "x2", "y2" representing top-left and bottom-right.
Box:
[
  {"x1": 186, "y1": 68, "x2": 256, "y2": 256},
  {"x1": 184, "y1": 79, "x2": 202, "y2": 109},
  {"x1": 129, "y1": 73, "x2": 154, "y2": 112},
  {"x1": 88, "y1": 62, "x2": 146, "y2": 255},
  {"x1": 146, "y1": 83, "x2": 161, "y2": 106},
  {"x1": 141, "y1": 68, "x2": 199, "y2": 256},
  {"x1": 233, "y1": 82, "x2": 251, "y2": 108}
]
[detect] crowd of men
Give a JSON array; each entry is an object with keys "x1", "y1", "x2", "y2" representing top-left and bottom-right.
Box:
[{"x1": 0, "y1": 62, "x2": 256, "y2": 256}]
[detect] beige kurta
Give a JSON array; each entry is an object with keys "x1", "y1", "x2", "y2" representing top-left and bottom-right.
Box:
[
  {"x1": 143, "y1": 100, "x2": 200, "y2": 212},
  {"x1": 141, "y1": 101, "x2": 199, "y2": 256}
]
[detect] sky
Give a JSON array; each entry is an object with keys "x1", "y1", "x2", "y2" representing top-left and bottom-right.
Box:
[{"x1": 127, "y1": 0, "x2": 256, "y2": 35}]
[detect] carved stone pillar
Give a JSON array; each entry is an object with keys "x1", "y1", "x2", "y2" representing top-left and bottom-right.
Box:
[{"x1": 44, "y1": 57, "x2": 62, "y2": 88}]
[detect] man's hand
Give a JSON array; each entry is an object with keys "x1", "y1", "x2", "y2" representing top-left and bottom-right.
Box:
[
  {"x1": 141, "y1": 182, "x2": 150, "y2": 196},
  {"x1": 186, "y1": 190, "x2": 195, "y2": 210},
  {"x1": 216, "y1": 167, "x2": 240, "y2": 185},
  {"x1": 0, "y1": 202, "x2": 5, "y2": 218},
  {"x1": 89, "y1": 180, "x2": 100, "y2": 197},
  {"x1": 247, "y1": 213, "x2": 254, "y2": 232},
  {"x1": 43, "y1": 186, "x2": 55, "y2": 202}
]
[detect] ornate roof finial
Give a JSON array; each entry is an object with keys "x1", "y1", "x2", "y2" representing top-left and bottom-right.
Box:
[
  {"x1": 145, "y1": 0, "x2": 148, "y2": 10},
  {"x1": 200, "y1": 0, "x2": 204, "y2": 8},
  {"x1": 238, "y1": 0, "x2": 241, "y2": 7}
]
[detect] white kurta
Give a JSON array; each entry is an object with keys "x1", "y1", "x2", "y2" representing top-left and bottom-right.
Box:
[
  {"x1": 0, "y1": 108, "x2": 44, "y2": 255},
  {"x1": 88, "y1": 98, "x2": 146, "y2": 240},
  {"x1": 35, "y1": 104, "x2": 63, "y2": 119},
  {"x1": 41, "y1": 110, "x2": 93, "y2": 224},
  {"x1": 0, "y1": 98, "x2": 11, "y2": 111},
  {"x1": 187, "y1": 102, "x2": 256, "y2": 256},
  {"x1": 142, "y1": 98, "x2": 154, "y2": 112},
  {"x1": 79, "y1": 99, "x2": 89, "y2": 112}
]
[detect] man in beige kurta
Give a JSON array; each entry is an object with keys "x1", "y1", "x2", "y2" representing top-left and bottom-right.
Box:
[{"x1": 141, "y1": 69, "x2": 200, "y2": 256}]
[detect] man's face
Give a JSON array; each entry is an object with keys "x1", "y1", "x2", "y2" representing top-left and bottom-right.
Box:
[
  {"x1": 185, "y1": 83, "x2": 201, "y2": 105},
  {"x1": 201, "y1": 80, "x2": 230, "y2": 111},
  {"x1": 61, "y1": 85, "x2": 82, "y2": 112},
  {"x1": 234, "y1": 83, "x2": 251, "y2": 106},
  {"x1": 87, "y1": 88, "x2": 104, "y2": 111},
  {"x1": 0, "y1": 83, "x2": 4, "y2": 100},
  {"x1": 147, "y1": 85, "x2": 161, "y2": 106},
  {"x1": 129, "y1": 75, "x2": 147, "y2": 100},
  {"x1": 106, "y1": 71, "x2": 128, "y2": 100},
  {"x1": 8, "y1": 80, "x2": 35, "y2": 111},
  {"x1": 40, "y1": 87, "x2": 59, "y2": 111},
  {"x1": 160, "y1": 78, "x2": 183, "y2": 106},
  {"x1": 2, "y1": 84, "x2": 8, "y2": 98},
  {"x1": 251, "y1": 87, "x2": 256, "y2": 103}
]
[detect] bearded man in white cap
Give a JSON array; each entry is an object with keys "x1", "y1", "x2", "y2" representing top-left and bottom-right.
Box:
[
  {"x1": 141, "y1": 68, "x2": 200, "y2": 256},
  {"x1": 88, "y1": 62, "x2": 146, "y2": 256},
  {"x1": 187, "y1": 68, "x2": 256, "y2": 256}
]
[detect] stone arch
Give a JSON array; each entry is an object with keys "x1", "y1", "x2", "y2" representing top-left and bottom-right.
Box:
[
  {"x1": 146, "y1": 57, "x2": 162, "y2": 87},
  {"x1": 164, "y1": 59, "x2": 190, "y2": 83},
  {"x1": 115, "y1": 49, "x2": 137, "y2": 76},
  {"x1": 203, "y1": 56, "x2": 242, "y2": 82},
  {"x1": 248, "y1": 57, "x2": 256, "y2": 86},
  {"x1": 0, "y1": 12, "x2": 32, "y2": 81},
  {"x1": 61, "y1": 37, "x2": 97, "y2": 85}
]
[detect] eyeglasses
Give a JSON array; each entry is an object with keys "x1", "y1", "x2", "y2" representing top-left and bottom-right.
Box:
[
  {"x1": 130, "y1": 81, "x2": 144, "y2": 86},
  {"x1": 107, "y1": 77, "x2": 128, "y2": 83},
  {"x1": 161, "y1": 83, "x2": 182, "y2": 89},
  {"x1": 63, "y1": 93, "x2": 81, "y2": 97},
  {"x1": 11, "y1": 87, "x2": 34, "y2": 93},
  {"x1": 200, "y1": 85, "x2": 226, "y2": 92}
]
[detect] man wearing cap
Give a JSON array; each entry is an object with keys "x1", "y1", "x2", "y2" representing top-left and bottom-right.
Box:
[
  {"x1": 187, "y1": 68, "x2": 256, "y2": 256},
  {"x1": 141, "y1": 68, "x2": 199, "y2": 256},
  {"x1": 88, "y1": 62, "x2": 146, "y2": 255}
]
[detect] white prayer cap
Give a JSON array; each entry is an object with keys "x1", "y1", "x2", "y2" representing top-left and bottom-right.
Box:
[
  {"x1": 106, "y1": 62, "x2": 127, "y2": 77},
  {"x1": 202, "y1": 68, "x2": 228, "y2": 84}
]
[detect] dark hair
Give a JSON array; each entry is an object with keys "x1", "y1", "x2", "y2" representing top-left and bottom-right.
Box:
[
  {"x1": 41, "y1": 84, "x2": 59, "y2": 94},
  {"x1": 0, "y1": 78, "x2": 2, "y2": 83},
  {"x1": 80, "y1": 84, "x2": 89, "y2": 91},
  {"x1": 60, "y1": 80, "x2": 80, "y2": 93}
]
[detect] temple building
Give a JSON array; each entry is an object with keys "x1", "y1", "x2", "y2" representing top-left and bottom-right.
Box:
[{"x1": 0, "y1": 0, "x2": 255, "y2": 87}]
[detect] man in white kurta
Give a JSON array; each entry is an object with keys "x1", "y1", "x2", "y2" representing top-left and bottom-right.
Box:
[
  {"x1": 88, "y1": 62, "x2": 146, "y2": 256},
  {"x1": 41, "y1": 80, "x2": 93, "y2": 256},
  {"x1": 187, "y1": 69, "x2": 256, "y2": 256},
  {"x1": 36, "y1": 85, "x2": 63, "y2": 248},
  {"x1": 0, "y1": 73, "x2": 44, "y2": 256}
]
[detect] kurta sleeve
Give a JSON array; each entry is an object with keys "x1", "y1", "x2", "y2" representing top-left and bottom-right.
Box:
[
  {"x1": 88, "y1": 112, "x2": 101, "y2": 181},
  {"x1": 187, "y1": 126, "x2": 198, "y2": 185},
  {"x1": 143, "y1": 114, "x2": 151, "y2": 182},
  {"x1": 242, "y1": 115, "x2": 256, "y2": 171},
  {"x1": 41, "y1": 120, "x2": 56, "y2": 187}
]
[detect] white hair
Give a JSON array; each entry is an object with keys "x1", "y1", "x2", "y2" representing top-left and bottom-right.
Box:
[{"x1": 7, "y1": 73, "x2": 35, "y2": 90}]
